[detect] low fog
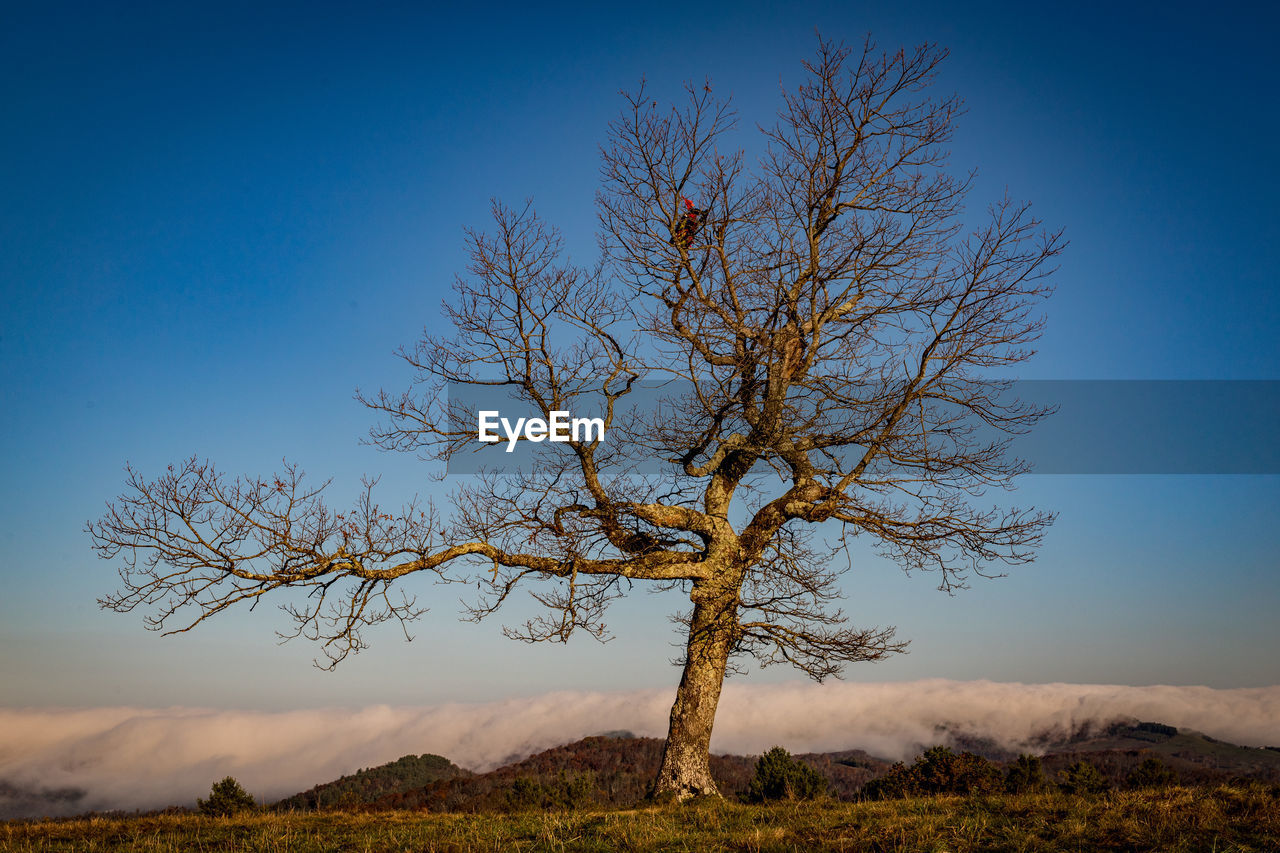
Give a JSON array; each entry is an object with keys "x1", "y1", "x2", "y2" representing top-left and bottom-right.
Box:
[{"x1": 3, "y1": 679, "x2": 1277, "y2": 818}]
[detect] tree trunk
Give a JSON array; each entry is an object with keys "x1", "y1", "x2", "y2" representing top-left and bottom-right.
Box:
[{"x1": 651, "y1": 581, "x2": 739, "y2": 800}]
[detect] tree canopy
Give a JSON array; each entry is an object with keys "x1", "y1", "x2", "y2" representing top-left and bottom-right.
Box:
[{"x1": 91, "y1": 37, "x2": 1061, "y2": 799}]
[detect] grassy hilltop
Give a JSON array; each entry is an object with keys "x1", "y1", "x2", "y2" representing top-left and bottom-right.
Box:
[{"x1": 5, "y1": 786, "x2": 1280, "y2": 852}]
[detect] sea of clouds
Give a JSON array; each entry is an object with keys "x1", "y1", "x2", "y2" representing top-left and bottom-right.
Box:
[{"x1": 3, "y1": 679, "x2": 1278, "y2": 818}]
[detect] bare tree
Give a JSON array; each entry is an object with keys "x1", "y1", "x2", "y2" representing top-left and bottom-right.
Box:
[{"x1": 90, "y1": 39, "x2": 1062, "y2": 800}]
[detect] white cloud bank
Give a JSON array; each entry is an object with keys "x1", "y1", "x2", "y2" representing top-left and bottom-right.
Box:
[{"x1": 2, "y1": 679, "x2": 1277, "y2": 818}]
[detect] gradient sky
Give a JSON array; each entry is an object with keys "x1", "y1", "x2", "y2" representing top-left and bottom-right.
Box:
[{"x1": 2, "y1": 1, "x2": 1277, "y2": 711}]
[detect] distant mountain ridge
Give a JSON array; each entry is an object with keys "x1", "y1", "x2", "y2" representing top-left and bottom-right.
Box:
[
  {"x1": 1040, "y1": 719, "x2": 1280, "y2": 784},
  {"x1": 273, "y1": 720, "x2": 1280, "y2": 812}
]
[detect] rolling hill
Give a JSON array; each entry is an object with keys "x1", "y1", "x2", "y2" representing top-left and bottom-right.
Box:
[{"x1": 272, "y1": 719, "x2": 1280, "y2": 813}]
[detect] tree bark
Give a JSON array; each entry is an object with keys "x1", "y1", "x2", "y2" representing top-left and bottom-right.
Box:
[{"x1": 651, "y1": 580, "x2": 740, "y2": 799}]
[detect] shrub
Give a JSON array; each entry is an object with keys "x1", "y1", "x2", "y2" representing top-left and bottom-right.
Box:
[
  {"x1": 912, "y1": 746, "x2": 1002, "y2": 795},
  {"x1": 1005, "y1": 754, "x2": 1047, "y2": 793},
  {"x1": 320, "y1": 790, "x2": 364, "y2": 812},
  {"x1": 505, "y1": 771, "x2": 597, "y2": 810},
  {"x1": 860, "y1": 762, "x2": 917, "y2": 800},
  {"x1": 1059, "y1": 761, "x2": 1109, "y2": 795},
  {"x1": 861, "y1": 746, "x2": 1001, "y2": 800},
  {"x1": 197, "y1": 776, "x2": 256, "y2": 816},
  {"x1": 1124, "y1": 756, "x2": 1178, "y2": 788},
  {"x1": 507, "y1": 776, "x2": 546, "y2": 810},
  {"x1": 746, "y1": 746, "x2": 827, "y2": 802},
  {"x1": 560, "y1": 770, "x2": 596, "y2": 809}
]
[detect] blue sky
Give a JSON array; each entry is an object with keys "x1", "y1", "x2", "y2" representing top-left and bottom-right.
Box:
[{"x1": 1, "y1": 1, "x2": 1277, "y2": 710}]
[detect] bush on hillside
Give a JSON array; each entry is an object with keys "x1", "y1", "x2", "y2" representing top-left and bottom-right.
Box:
[
  {"x1": 197, "y1": 777, "x2": 256, "y2": 816},
  {"x1": 1124, "y1": 756, "x2": 1178, "y2": 788},
  {"x1": 862, "y1": 746, "x2": 1001, "y2": 800},
  {"x1": 746, "y1": 747, "x2": 827, "y2": 802},
  {"x1": 1059, "y1": 761, "x2": 1109, "y2": 794},
  {"x1": 1004, "y1": 754, "x2": 1048, "y2": 793}
]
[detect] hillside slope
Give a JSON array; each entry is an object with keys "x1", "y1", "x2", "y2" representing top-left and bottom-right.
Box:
[
  {"x1": 276, "y1": 753, "x2": 469, "y2": 811},
  {"x1": 273, "y1": 720, "x2": 1280, "y2": 813}
]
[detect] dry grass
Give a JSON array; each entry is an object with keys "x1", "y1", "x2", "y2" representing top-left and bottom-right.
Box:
[{"x1": 3, "y1": 785, "x2": 1278, "y2": 852}]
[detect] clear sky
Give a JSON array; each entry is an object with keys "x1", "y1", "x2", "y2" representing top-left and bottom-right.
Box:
[{"x1": 1, "y1": 0, "x2": 1277, "y2": 711}]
